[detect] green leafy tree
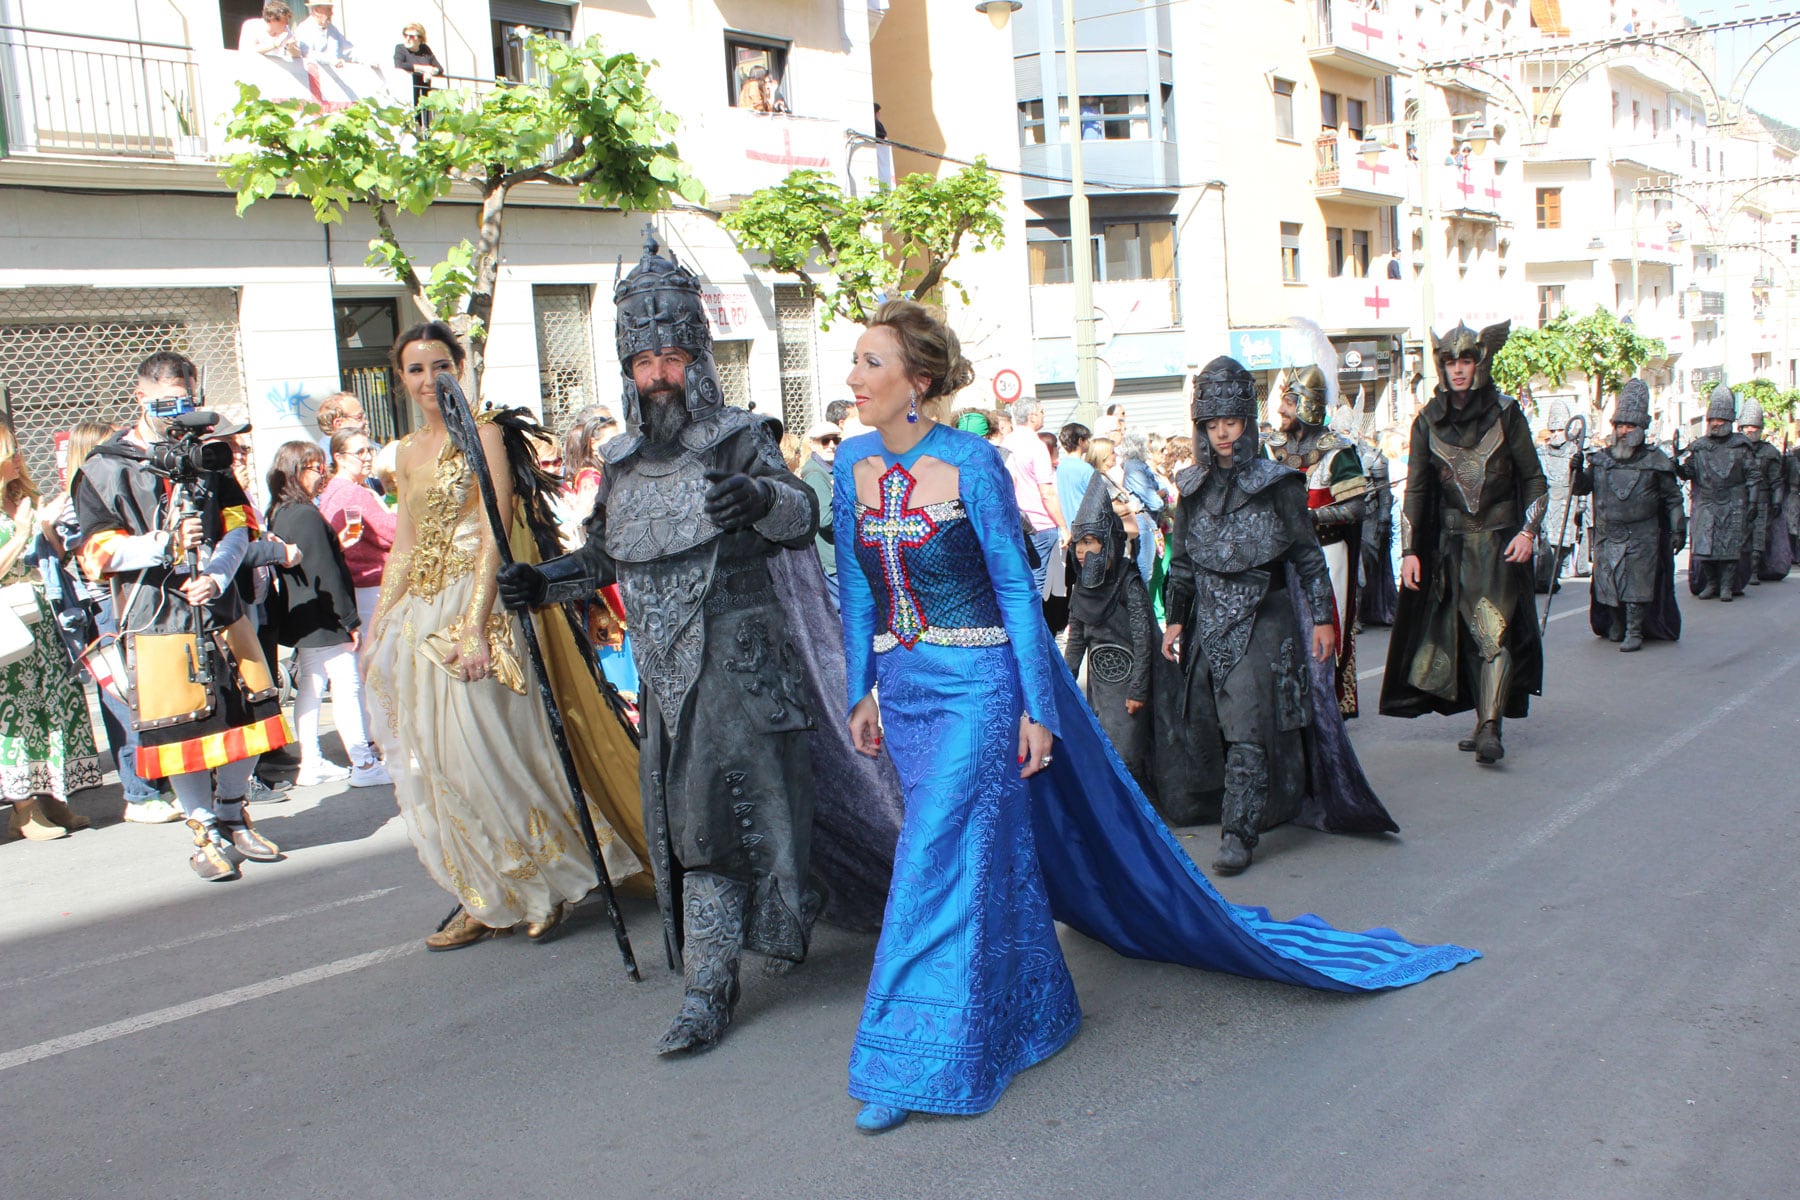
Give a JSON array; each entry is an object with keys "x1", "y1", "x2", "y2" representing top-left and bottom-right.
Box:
[
  {"x1": 719, "y1": 161, "x2": 1006, "y2": 328},
  {"x1": 1564, "y1": 307, "x2": 1666, "y2": 409},
  {"x1": 221, "y1": 35, "x2": 703, "y2": 387},
  {"x1": 1491, "y1": 320, "x2": 1579, "y2": 406}
]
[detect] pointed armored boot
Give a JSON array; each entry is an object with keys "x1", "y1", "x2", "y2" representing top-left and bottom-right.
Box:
[
  {"x1": 1213, "y1": 744, "x2": 1266, "y2": 874},
  {"x1": 1749, "y1": 552, "x2": 1764, "y2": 585},
  {"x1": 1619, "y1": 603, "x2": 1646, "y2": 653},
  {"x1": 187, "y1": 818, "x2": 240, "y2": 882},
  {"x1": 1472, "y1": 652, "x2": 1510, "y2": 765},
  {"x1": 657, "y1": 872, "x2": 748, "y2": 1056}
]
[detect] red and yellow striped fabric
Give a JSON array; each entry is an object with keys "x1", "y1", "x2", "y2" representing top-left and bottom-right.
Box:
[{"x1": 136, "y1": 713, "x2": 294, "y2": 781}]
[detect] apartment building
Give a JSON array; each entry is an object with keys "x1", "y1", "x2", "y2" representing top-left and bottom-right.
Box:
[{"x1": 0, "y1": 0, "x2": 1023, "y2": 487}]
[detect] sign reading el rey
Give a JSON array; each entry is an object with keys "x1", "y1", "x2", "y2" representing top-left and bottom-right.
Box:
[{"x1": 701, "y1": 287, "x2": 754, "y2": 336}]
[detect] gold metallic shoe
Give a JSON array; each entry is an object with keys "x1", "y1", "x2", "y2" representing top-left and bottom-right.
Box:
[
  {"x1": 525, "y1": 902, "x2": 570, "y2": 943},
  {"x1": 425, "y1": 908, "x2": 515, "y2": 951}
]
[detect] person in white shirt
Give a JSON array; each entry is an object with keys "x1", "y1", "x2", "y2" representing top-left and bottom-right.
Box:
[
  {"x1": 295, "y1": 0, "x2": 358, "y2": 66},
  {"x1": 239, "y1": 0, "x2": 301, "y2": 59}
]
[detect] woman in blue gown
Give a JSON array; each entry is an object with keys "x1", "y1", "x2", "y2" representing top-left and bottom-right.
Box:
[{"x1": 834, "y1": 301, "x2": 1478, "y2": 1135}]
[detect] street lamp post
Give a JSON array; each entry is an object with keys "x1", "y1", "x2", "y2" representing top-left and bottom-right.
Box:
[{"x1": 981, "y1": 0, "x2": 1100, "y2": 424}]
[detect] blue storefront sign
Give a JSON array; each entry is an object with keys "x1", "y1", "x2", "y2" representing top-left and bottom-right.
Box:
[{"x1": 1227, "y1": 328, "x2": 1313, "y2": 372}]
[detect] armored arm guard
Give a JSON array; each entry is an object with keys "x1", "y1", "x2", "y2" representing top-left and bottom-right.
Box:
[
  {"x1": 539, "y1": 496, "x2": 615, "y2": 605},
  {"x1": 1162, "y1": 496, "x2": 1196, "y2": 626},
  {"x1": 742, "y1": 423, "x2": 819, "y2": 549},
  {"x1": 1279, "y1": 479, "x2": 1336, "y2": 626},
  {"x1": 1123, "y1": 575, "x2": 1153, "y2": 704}
]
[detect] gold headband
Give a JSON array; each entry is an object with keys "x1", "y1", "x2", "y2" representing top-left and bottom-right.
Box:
[{"x1": 415, "y1": 340, "x2": 454, "y2": 363}]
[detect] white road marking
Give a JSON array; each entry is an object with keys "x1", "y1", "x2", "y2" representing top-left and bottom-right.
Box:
[
  {"x1": 1404, "y1": 646, "x2": 1800, "y2": 924},
  {"x1": 1356, "y1": 603, "x2": 1585, "y2": 681},
  {"x1": 0, "y1": 887, "x2": 399, "y2": 993},
  {"x1": 0, "y1": 941, "x2": 421, "y2": 1074}
]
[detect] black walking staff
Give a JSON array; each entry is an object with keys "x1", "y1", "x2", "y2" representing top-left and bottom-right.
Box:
[
  {"x1": 435, "y1": 370, "x2": 640, "y2": 981},
  {"x1": 1540, "y1": 413, "x2": 1588, "y2": 634}
]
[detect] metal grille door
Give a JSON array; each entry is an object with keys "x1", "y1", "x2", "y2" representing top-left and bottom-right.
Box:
[
  {"x1": 532, "y1": 285, "x2": 597, "y2": 434},
  {"x1": 715, "y1": 340, "x2": 751, "y2": 409},
  {"x1": 0, "y1": 287, "x2": 245, "y2": 487},
  {"x1": 773, "y1": 284, "x2": 818, "y2": 432}
]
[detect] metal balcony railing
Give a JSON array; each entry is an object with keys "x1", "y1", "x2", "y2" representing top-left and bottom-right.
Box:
[{"x1": 0, "y1": 25, "x2": 206, "y2": 159}]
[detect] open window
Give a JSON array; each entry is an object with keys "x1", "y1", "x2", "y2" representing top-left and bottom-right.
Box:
[
  {"x1": 727, "y1": 33, "x2": 790, "y2": 113},
  {"x1": 492, "y1": 0, "x2": 573, "y2": 84}
]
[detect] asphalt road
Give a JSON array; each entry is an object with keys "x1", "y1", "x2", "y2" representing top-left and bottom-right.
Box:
[{"x1": 3, "y1": 577, "x2": 1797, "y2": 1200}]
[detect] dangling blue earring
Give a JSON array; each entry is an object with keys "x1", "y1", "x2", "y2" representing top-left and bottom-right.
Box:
[{"x1": 906, "y1": 389, "x2": 920, "y2": 424}]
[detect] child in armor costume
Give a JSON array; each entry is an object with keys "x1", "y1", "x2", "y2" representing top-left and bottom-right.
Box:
[
  {"x1": 1063, "y1": 482, "x2": 1159, "y2": 796},
  {"x1": 1678, "y1": 384, "x2": 1759, "y2": 602},
  {"x1": 1535, "y1": 398, "x2": 1584, "y2": 594},
  {"x1": 1161, "y1": 357, "x2": 1341, "y2": 875},
  {"x1": 73, "y1": 353, "x2": 294, "y2": 881},
  {"x1": 1572, "y1": 379, "x2": 1685, "y2": 651}
]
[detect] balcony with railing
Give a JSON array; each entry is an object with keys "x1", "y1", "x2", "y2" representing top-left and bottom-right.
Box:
[
  {"x1": 1314, "y1": 133, "x2": 1405, "y2": 206},
  {"x1": 0, "y1": 25, "x2": 404, "y2": 164},
  {"x1": 1438, "y1": 156, "x2": 1506, "y2": 222},
  {"x1": 1308, "y1": 0, "x2": 1405, "y2": 78},
  {"x1": 1314, "y1": 272, "x2": 1414, "y2": 334}
]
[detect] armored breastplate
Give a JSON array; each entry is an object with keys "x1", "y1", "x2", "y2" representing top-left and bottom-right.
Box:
[
  {"x1": 1688, "y1": 439, "x2": 1748, "y2": 498},
  {"x1": 1594, "y1": 455, "x2": 1660, "y2": 525},
  {"x1": 613, "y1": 542, "x2": 718, "y2": 731},
  {"x1": 603, "y1": 451, "x2": 725, "y2": 563},
  {"x1": 1427, "y1": 417, "x2": 1510, "y2": 516},
  {"x1": 1183, "y1": 490, "x2": 1292, "y2": 576}
]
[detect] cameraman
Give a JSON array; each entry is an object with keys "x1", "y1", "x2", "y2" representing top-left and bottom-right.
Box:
[{"x1": 73, "y1": 352, "x2": 295, "y2": 882}]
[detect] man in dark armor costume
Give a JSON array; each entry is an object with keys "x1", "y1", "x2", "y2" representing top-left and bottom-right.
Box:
[
  {"x1": 1535, "y1": 398, "x2": 1584, "y2": 593},
  {"x1": 1063, "y1": 482, "x2": 1159, "y2": 795},
  {"x1": 1735, "y1": 399, "x2": 1790, "y2": 585},
  {"x1": 1786, "y1": 441, "x2": 1800, "y2": 565},
  {"x1": 1379, "y1": 321, "x2": 1546, "y2": 766},
  {"x1": 1677, "y1": 384, "x2": 1758, "y2": 602},
  {"x1": 499, "y1": 238, "x2": 821, "y2": 1055},
  {"x1": 1162, "y1": 357, "x2": 1341, "y2": 875},
  {"x1": 1571, "y1": 379, "x2": 1684, "y2": 651},
  {"x1": 1264, "y1": 342, "x2": 1368, "y2": 716}
]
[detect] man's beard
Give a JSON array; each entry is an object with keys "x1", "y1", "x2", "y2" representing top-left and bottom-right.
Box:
[{"x1": 640, "y1": 384, "x2": 688, "y2": 445}]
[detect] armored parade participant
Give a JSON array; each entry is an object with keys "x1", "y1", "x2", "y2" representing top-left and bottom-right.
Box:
[
  {"x1": 1380, "y1": 321, "x2": 1546, "y2": 767},
  {"x1": 1163, "y1": 356, "x2": 1395, "y2": 877},
  {"x1": 1677, "y1": 384, "x2": 1759, "y2": 602},
  {"x1": 1787, "y1": 440, "x2": 1800, "y2": 565},
  {"x1": 1572, "y1": 379, "x2": 1684, "y2": 651},
  {"x1": 1264, "y1": 323, "x2": 1368, "y2": 716},
  {"x1": 1354, "y1": 410, "x2": 1398, "y2": 629},
  {"x1": 74, "y1": 352, "x2": 294, "y2": 880},
  {"x1": 1063, "y1": 483, "x2": 1159, "y2": 794},
  {"x1": 1535, "y1": 398, "x2": 1584, "y2": 594},
  {"x1": 499, "y1": 236, "x2": 823, "y2": 1056},
  {"x1": 1736, "y1": 399, "x2": 1791, "y2": 585}
]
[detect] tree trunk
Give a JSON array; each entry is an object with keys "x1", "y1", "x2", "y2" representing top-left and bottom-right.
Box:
[{"x1": 461, "y1": 177, "x2": 509, "y2": 397}]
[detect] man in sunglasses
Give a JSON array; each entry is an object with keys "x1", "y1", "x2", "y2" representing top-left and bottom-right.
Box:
[{"x1": 801, "y1": 421, "x2": 842, "y2": 607}]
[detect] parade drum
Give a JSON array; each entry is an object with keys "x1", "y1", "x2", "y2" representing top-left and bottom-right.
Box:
[
  {"x1": 219, "y1": 616, "x2": 276, "y2": 701},
  {"x1": 128, "y1": 631, "x2": 214, "y2": 729}
]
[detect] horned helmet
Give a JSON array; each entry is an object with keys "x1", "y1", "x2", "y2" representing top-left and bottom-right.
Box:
[{"x1": 1431, "y1": 320, "x2": 1511, "y2": 394}]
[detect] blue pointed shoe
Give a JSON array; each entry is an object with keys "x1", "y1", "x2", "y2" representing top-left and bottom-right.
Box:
[{"x1": 855, "y1": 1103, "x2": 910, "y2": 1134}]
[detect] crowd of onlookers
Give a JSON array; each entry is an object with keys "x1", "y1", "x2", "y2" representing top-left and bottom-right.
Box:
[{"x1": 238, "y1": 1, "x2": 445, "y2": 96}]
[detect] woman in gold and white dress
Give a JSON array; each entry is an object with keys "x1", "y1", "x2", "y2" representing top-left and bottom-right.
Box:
[{"x1": 365, "y1": 322, "x2": 646, "y2": 949}]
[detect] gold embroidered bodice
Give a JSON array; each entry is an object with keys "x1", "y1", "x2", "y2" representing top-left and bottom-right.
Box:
[{"x1": 403, "y1": 437, "x2": 484, "y2": 602}]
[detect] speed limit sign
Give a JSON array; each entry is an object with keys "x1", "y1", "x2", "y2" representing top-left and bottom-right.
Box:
[{"x1": 993, "y1": 368, "x2": 1023, "y2": 404}]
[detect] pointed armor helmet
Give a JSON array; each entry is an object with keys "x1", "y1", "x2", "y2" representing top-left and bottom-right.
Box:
[
  {"x1": 1544, "y1": 397, "x2": 1571, "y2": 441},
  {"x1": 1738, "y1": 398, "x2": 1766, "y2": 429},
  {"x1": 1706, "y1": 383, "x2": 1737, "y2": 424},
  {"x1": 1284, "y1": 363, "x2": 1331, "y2": 426},
  {"x1": 1069, "y1": 480, "x2": 1126, "y2": 590},
  {"x1": 1611, "y1": 378, "x2": 1651, "y2": 428},
  {"x1": 613, "y1": 229, "x2": 724, "y2": 433}
]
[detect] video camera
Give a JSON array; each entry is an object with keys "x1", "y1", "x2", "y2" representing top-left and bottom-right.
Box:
[{"x1": 145, "y1": 405, "x2": 233, "y2": 486}]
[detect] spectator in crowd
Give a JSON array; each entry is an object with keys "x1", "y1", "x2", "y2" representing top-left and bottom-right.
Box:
[
  {"x1": 1162, "y1": 434, "x2": 1193, "y2": 477},
  {"x1": 314, "y1": 391, "x2": 367, "y2": 461},
  {"x1": 780, "y1": 430, "x2": 806, "y2": 473},
  {"x1": 1002, "y1": 398, "x2": 1069, "y2": 594},
  {"x1": 393, "y1": 21, "x2": 441, "y2": 103},
  {"x1": 317, "y1": 427, "x2": 394, "y2": 711},
  {"x1": 1117, "y1": 433, "x2": 1165, "y2": 586},
  {"x1": 557, "y1": 407, "x2": 617, "y2": 539},
  {"x1": 1096, "y1": 403, "x2": 1127, "y2": 445},
  {"x1": 266, "y1": 441, "x2": 388, "y2": 788},
  {"x1": 737, "y1": 64, "x2": 788, "y2": 113},
  {"x1": 802, "y1": 421, "x2": 841, "y2": 605},
  {"x1": 826, "y1": 398, "x2": 854, "y2": 429},
  {"x1": 1, "y1": 417, "x2": 102, "y2": 841},
  {"x1": 43, "y1": 420, "x2": 175, "y2": 825},
  {"x1": 1086, "y1": 435, "x2": 1117, "y2": 476},
  {"x1": 1055, "y1": 422, "x2": 1095, "y2": 524},
  {"x1": 240, "y1": 0, "x2": 302, "y2": 58},
  {"x1": 295, "y1": 1, "x2": 359, "y2": 66}
]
